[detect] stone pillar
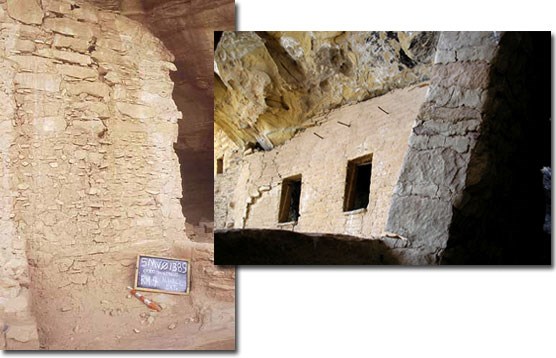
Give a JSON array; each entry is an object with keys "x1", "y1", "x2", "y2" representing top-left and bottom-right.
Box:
[{"x1": 385, "y1": 32, "x2": 503, "y2": 264}]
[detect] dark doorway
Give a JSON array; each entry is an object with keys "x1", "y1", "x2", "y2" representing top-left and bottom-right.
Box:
[
  {"x1": 216, "y1": 157, "x2": 224, "y2": 174},
  {"x1": 278, "y1": 175, "x2": 302, "y2": 223},
  {"x1": 344, "y1": 154, "x2": 373, "y2": 211}
]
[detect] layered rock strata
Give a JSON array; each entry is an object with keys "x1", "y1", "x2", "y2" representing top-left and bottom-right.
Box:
[{"x1": 214, "y1": 31, "x2": 438, "y2": 150}]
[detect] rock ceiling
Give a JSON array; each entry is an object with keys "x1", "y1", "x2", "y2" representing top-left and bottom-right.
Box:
[{"x1": 215, "y1": 31, "x2": 439, "y2": 150}]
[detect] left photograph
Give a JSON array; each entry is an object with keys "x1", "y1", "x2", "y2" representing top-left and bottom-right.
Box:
[{"x1": 0, "y1": 0, "x2": 235, "y2": 350}]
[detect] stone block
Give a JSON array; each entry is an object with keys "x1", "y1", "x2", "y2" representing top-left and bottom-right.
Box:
[
  {"x1": 8, "y1": 55, "x2": 54, "y2": 73},
  {"x1": 5, "y1": 322, "x2": 39, "y2": 349},
  {"x1": 44, "y1": 0, "x2": 99, "y2": 23},
  {"x1": 116, "y1": 102, "x2": 156, "y2": 119},
  {"x1": 445, "y1": 136, "x2": 470, "y2": 154},
  {"x1": 457, "y1": 31, "x2": 498, "y2": 46},
  {"x1": 104, "y1": 71, "x2": 122, "y2": 85},
  {"x1": 71, "y1": 6, "x2": 99, "y2": 23},
  {"x1": 2, "y1": 288, "x2": 30, "y2": 314},
  {"x1": 408, "y1": 134, "x2": 429, "y2": 150},
  {"x1": 37, "y1": 48, "x2": 92, "y2": 66},
  {"x1": 14, "y1": 73, "x2": 61, "y2": 92},
  {"x1": 399, "y1": 148, "x2": 464, "y2": 188},
  {"x1": 431, "y1": 62, "x2": 490, "y2": 89},
  {"x1": 65, "y1": 82, "x2": 111, "y2": 99},
  {"x1": 6, "y1": 0, "x2": 44, "y2": 25},
  {"x1": 43, "y1": 17, "x2": 96, "y2": 40},
  {"x1": 52, "y1": 34, "x2": 90, "y2": 53},
  {"x1": 72, "y1": 119, "x2": 105, "y2": 136},
  {"x1": 416, "y1": 118, "x2": 481, "y2": 137},
  {"x1": 429, "y1": 85, "x2": 482, "y2": 108},
  {"x1": 428, "y1": 135, "x2": 446, "y2": 148},
  {"x1": 436, "y1": 32, "x2": 460, "y2": 50},
  {"x1": 386, "y1": 195, "x2": 452, "y2": 248},
  {"x1": 456, "y1": 45, "x2": 498, "y2": 62},
  {"x1": 420, "y1": 103, "x2": 482, "y2": 123},
  {"x1": 56, "y1": 64, "x2": 98, "y2": 80},
  {"x1": 69, "y1": 273, "x2": 88, "y2": 284},
  {"x1": 43, "y1": 0, "x2": 70, "y2": 13},
  {"x1": 7, "y1": 39, "x2": 36, "y2": 54},
  {"x1": 96, "y1": 38, "x2": 127, "y2": 53},
  {"x1": 87, "y1": 102, "x2": 111, "y2": 119},
  {"x1": 0, "y1": 93, "x2": 15, "y2": 120},
  {"x1": 91, "y1": 47, "x2": 128, "y2": 66}
]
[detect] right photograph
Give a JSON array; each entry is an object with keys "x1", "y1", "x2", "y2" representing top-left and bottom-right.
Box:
[{"x1": 213, "y1": 31, "x2": 551, "y2": 265}]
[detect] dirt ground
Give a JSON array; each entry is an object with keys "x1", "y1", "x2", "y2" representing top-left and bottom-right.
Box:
[{"x1": 29, "y1": 225, "x2": 235, "y2": 350}]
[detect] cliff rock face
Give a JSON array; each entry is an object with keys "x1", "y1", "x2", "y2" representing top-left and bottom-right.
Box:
[{"x1": 215, "y1": 31, "x2": 438, "y2": 149}]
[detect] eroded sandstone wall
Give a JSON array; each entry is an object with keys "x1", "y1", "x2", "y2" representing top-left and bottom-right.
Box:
[
  {"x1": 1, "y1": 0, "x2": 185, "y2": 349},
  {"x1": 215, "y1": 31, "x2": 438, "y2": 150},
  {"x1": 216, "y1": 86, "x2": 428, "y2": 238}
]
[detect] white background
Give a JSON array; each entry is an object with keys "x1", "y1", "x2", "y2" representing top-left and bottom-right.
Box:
[{"x1": 4, "y1": 0, "x2": 555, "y2": 357}]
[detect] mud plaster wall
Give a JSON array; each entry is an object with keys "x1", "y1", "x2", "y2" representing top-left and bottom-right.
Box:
[
  {"x1": 0, "y1": 0, "x2": 185, "y2": 349},
  {"x1": 216, "y1": 86, "x2": 427, "y2": 238}
]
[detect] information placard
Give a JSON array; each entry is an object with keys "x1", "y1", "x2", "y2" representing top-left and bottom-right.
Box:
[{"x1": 134, "y1": 255, "x2": 190, "y2": 295}]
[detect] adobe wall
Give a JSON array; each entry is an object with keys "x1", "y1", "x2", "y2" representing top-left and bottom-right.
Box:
[
  {"x1": 0, "y1": 0, "x2": 185, "y2": 349},
  {"x1": 216, "y1": 85, "x2": 428, "y2": 238}
]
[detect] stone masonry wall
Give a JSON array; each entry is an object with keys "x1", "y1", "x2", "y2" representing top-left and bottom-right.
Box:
[
  {"x1": 1, "y1": 0, "x2": 184, "y2": 349},
  {"x1": 385, "y1": 32, "x2": 503, "y2": 264},
  {"x1": 214, "y1": 127, "x2": 241, "y2": 229},
  {"x1": 441, "y1": 32, "x2": 551, "y2": 264},
  {"x1": 0, "y1": 29, "x2": 40, "y2": 349},
  {"x1": 216, "y1": 86, "x2": 428, "y2": 238}
]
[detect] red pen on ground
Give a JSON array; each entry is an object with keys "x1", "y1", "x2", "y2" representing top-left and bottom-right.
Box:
[{"x1": 127, "y1": 286, "x2": 162, "y2": 312}]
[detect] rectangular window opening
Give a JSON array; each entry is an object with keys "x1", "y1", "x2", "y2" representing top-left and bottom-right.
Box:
[
  {"x1": 278, "y1": 175, "x2": 302, "y2": 223},
  {"x1": 343, "y1": 154, "x2": 373, "y2": 212},
  {"x1": 216, "y1": 157, "x2": 224, "y2": 174}
]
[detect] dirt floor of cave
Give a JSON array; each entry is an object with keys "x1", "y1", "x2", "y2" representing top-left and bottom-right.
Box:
[{"x1": 29, "y1": 225, "x2": 234, "y2": 350}]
